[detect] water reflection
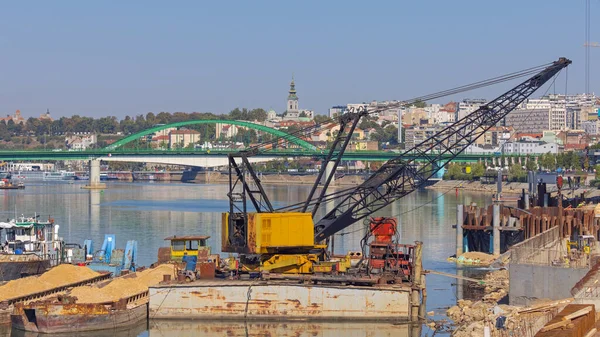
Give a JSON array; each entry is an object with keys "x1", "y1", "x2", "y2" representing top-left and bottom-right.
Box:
[
  {"x1": 148, "y1": 320, "x2": 422, "y2": 337},
  {"x1": 0, "y1": 181, "x2": 492, "y2": 337},
  {"x1": 5, "y1": 321, "x2": 147, "y2": 337}
]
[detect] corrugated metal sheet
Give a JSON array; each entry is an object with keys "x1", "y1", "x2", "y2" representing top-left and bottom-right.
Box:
[{"x1": 149, "y1": 283, "x2": 411, "y2": 321}]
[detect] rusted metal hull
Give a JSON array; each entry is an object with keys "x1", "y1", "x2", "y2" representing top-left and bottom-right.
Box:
[
  {"x1": 149, "y1": 319, "x2": 422, "y2": 337},
  {"x1": 11, "y1": 302, "x2": 147, "y2": 334},
  {"x1": 149, "y1": 281, "x2": 412, "y2": 321},
  {"x1": 0, "y1": 308, "x2": 9, "y2": 325},
  {"x1": 0, "y1": 260, "x2": 51, "y2": 281}
]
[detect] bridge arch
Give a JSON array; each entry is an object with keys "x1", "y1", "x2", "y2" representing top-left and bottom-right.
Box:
[{"x1": 104, "y1": 120, "x2": 316, "y2": 151}]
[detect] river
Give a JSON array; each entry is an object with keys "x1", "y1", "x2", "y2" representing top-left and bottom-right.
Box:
[{"x1": 1, "y1": 181, "x2": 492, "y2": 337}]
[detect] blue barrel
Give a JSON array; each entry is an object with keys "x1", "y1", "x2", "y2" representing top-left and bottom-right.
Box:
[
  {"x1": 14, "y1": 249, "x2": 23, "y2": 255},
  {"x1": 182, "y1": 255, "x2": 197, "y2": 271}
]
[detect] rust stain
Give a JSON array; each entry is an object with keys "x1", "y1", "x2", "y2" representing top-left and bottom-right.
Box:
[{"x1": 286, "y1": 299, "x2": 302, "y2": 308}]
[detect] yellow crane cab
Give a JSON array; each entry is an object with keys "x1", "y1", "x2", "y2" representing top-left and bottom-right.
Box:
[{"x1": 164, "y1": 235, "x2": 211, "y2": 261}]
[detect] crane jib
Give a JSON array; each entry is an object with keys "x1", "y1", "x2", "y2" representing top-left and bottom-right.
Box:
[{"x1": 313, "y1": 57, "x2": 571, "y2": 242}]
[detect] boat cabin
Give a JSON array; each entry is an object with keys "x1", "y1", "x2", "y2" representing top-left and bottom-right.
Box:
[
  {"x1": 0, "y1": 216, "x2": 59, "y2": 256},
  {"x1": 164, "y1": 235, "x2": 211, "y2": 261}
]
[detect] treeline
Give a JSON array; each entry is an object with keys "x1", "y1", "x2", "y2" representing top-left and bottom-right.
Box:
[{"x1": 0, "y1": 108, "x2": 270, "y2": 141}]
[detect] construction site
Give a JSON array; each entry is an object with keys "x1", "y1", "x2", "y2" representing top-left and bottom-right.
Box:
[{"x1": 7, "y1": 58, "x2": 600, "y2": 337}]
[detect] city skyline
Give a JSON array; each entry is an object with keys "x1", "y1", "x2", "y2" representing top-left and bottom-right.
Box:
[{"x1": 0, "y1": 1, "x2": 596, "y2": 118}]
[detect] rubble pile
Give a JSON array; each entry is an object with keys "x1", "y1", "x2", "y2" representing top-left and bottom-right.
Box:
[
  {"x1": 482, "y1": 269, "x2": 509, "y2": 302},
  {"x1": 447, "y1": 299, "x2": 521, "y2": 337}
]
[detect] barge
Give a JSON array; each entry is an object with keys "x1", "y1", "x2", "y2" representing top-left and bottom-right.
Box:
[
  {"x1": 0, "y1": 265, "x2": 110, "y2": 325},
  {"x1": 11, "y1": 264, "x2": 174, "y2": 333},
  {"x1": 149, "y1": 279, "x2": 415, "y2": 321}
]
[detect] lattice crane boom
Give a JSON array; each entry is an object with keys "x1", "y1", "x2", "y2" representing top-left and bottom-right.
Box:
[{"x1": 313, "y1": 57, "x2": 571, "y2": 242}]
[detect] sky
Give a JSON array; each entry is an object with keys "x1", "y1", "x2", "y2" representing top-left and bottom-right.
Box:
[{"x1": 0, "y1": 1, "x2": 597, "y2": 119}]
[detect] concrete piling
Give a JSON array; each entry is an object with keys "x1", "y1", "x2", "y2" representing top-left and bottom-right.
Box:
[
  {"x1": 456, "y1": 205, "x2": 464, "y2": 257},
  {"x1": 493, "y1": 204, "x2": 500, "y2": 256}
]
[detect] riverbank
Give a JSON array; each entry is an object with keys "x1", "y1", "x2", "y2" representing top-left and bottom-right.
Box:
[
  {"x1": 427, "y1": 179, "x2": 600, "y2": 199},
  {"x1": 426, "y1": 180, "x2": 551, "y2": 195}
]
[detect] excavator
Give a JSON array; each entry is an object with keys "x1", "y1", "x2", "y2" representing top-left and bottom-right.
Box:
[{"x1": 221, "y1": 58, "x2": 572, "y2": 278}]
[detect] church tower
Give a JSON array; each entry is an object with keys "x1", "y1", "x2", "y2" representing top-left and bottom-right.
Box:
[{"x1": 287, "y1": 76, "x2": 299, "y2": 113}]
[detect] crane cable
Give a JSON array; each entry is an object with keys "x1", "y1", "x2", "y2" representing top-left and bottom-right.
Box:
[{"x1": 334, "y1": 69, "x2": 564, "y2": 238}]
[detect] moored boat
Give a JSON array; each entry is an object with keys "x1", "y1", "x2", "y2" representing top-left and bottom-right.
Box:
[{"x1": 0, "y1": 215, "x2": 62, "y2": 281}]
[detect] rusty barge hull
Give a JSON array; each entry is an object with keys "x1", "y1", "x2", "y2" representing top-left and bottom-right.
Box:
[
  {"x1": 0, "y1": 272, "x2": 111, "y2": 326},
  {"x1": 11, "y1": 302, "x2": 147, "y2": 334},
  {"x1": 149, "y1": 281, "x2": 412, "y2": 321}
]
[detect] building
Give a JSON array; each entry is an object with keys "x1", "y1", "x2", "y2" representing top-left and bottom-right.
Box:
[
  {"x1": 404, "y1": 125, "x2": 439, "y2": 149},
  {"x1": 502, "y1": 141, "x2": 560, "y2": 155},
  {"x1": 328, "y1": 106, "x2": 345, "y2": 119},
  {"x1": 267, "y1": 109, "x2": 277, "y2": 120},
  {"x1": 473, "y1": 126, "x2": 513, "y2": 147},
  {"x1": 505, "y1": 108, "x2": 550, "y2": 133},
  {"x1": 66, "y1": 134, "x2": 97, "y2": 151},
  {"x1": 581, "y1": 120, "x2": 600, "y2": 135},
  {"x1": 39, "y1": 109, "x2": 53, "y2": 122},
  {"x1": 402, "y1": 108, "x2": 428, "y2": 126},
  {"x1": 151, "y1": 135, "x2": 170, "y2": 149},
  {"x1": 0, "y1": 110, "x2": 26, "y2": 124},
  {"x1": 216, "y1": 124, "x2": 238, "y2": 139},
  {"x1": 168, "y1": 129, "x2": 200, "y2": 149},
  {"x1": 284, "y1": 77, "x2": 300, "y2": 120},
  {"x1": 282, "y1": 77, "x2": 315, "y2": 121},
  {"x1": 457, "y1": 99, "x2": 487, "y2": 120}
]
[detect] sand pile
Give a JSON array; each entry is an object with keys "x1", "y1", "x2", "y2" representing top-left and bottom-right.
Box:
[
  {"x1": 460, "y1": 252, "x2": 496, "y2": 263},
  {"x1": 69, "y1": 264, "x2": 175, "y2": 304},
  {"x1": 0, "y1": 254, "x2": 44, "y2": 262},
  {"x1": 0, "y1": 265, "x2": 99, "y2": 301}
]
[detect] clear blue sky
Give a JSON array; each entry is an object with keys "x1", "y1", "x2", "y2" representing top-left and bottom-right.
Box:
[{"x1": 0, "y1": 1, "x2": 595, "y2": 119}]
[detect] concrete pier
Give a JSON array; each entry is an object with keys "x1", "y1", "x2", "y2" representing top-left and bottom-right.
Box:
[
  {"x1": 321, "y1": 161, "x2": 335, "y2": 185},
  {"x1": 82, "y1": 159, "x2": 106, "y2": 189}
]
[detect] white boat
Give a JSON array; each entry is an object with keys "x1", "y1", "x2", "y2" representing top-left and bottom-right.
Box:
[{"x1": 42, "y1": 171, "x2": 76, "y2": 181}]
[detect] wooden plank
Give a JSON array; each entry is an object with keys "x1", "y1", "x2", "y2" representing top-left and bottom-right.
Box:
[
  {"x1": 518, "y1": 298, "x2": 574, "y2": 313},
  {"x1": 540, "y1": 319, "x2": 571, "y2": 332},
  {"x1": 562, "y1": 306, "x2": 593, "y2": 321}
]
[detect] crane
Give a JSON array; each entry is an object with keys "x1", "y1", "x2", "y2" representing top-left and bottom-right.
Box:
[{"x1": 221, "y1": 57, "x2": 571, "y2": 274}]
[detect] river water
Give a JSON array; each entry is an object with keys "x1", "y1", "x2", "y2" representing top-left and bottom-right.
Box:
[{"x1": 1, "y1": 181, "x2": 491, "y2": 337}]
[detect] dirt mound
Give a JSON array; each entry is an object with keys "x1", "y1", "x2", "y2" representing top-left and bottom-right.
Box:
[
  {"x1": 69, "y1": 264, "x2": 175, "y2": 303},
  {"x1": 0, "y1": 264, "x2": 99, "y2": 301}
]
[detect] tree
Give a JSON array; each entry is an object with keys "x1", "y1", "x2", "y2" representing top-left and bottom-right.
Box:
[
  {"x1": 445, "y1": 163, "x2": 463, "y2": 180},
  {"x1": 569, "y1": 152, "x2": 581, "y2": 170},
  {"x1": 411, "y1": 99, "x2": 427, "y2": 108},
  {"x1": 525, "y1": 155, "x2": 537, "y2": 172},
  {"x1": 471, "y1": 162, "x2": 485, "y2": 179},
  {"x1": 509, "y1": 164, "x2": 526, "y2": 182},
  {"x1": 314, "y1": 114, "x2": 333, "y2": 124}
]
